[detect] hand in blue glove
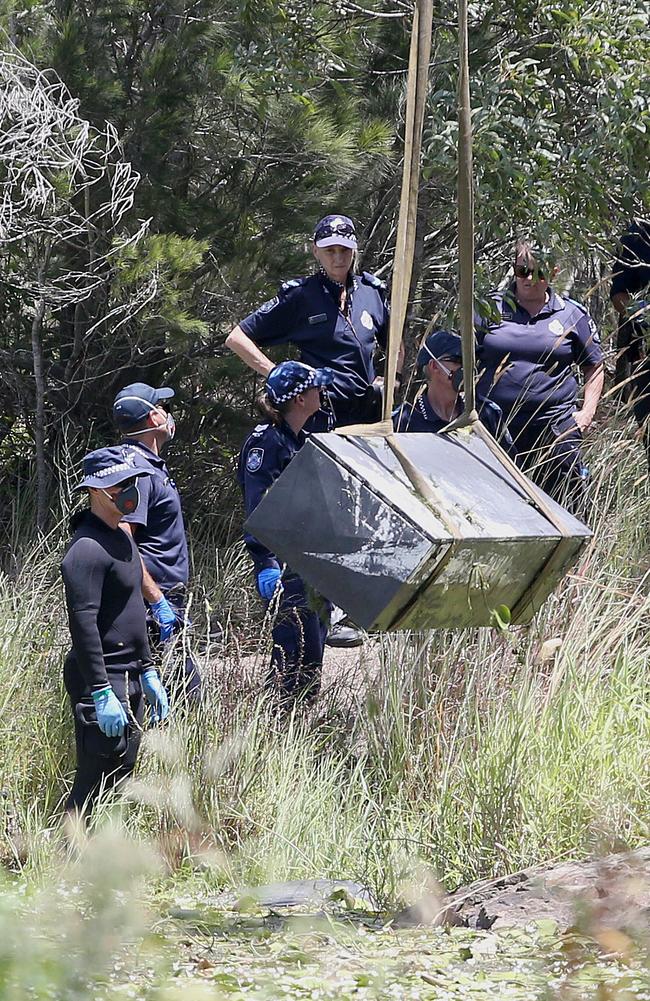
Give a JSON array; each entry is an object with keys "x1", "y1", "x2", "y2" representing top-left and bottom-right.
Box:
[
  {"x1": 257, "y1": 567, "x2": 283, "y2": 600},
  {"x1": 92, "y1": 687, "x2": 128, "y2": 738},
  {"x1": 150, "y1": 595, "x2": 177, "y2": 642},
  {"x1": 141, "y1": 669, "x2": 170, "y2": 724}
]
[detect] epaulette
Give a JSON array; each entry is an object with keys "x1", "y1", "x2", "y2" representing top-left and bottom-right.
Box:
[
  {"x1": 361, "y1": 271, "x2": 387, "y2": 291},
  {"x1": 280, "y1": 277, "x2": 307, "y2": 294},
  {"x1": 251, "y1": 423, "x2": 270, "y2": 436},
  {"x1": 561, "y1": 295, "x2": 588, "y2": 315}
]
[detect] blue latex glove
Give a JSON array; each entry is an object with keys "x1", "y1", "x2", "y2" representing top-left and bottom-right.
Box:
[
  {"x1": 150, "y1": 595, "x2": 177, "y2": 642},
  {"x1": 91, "y1": 687, "x2": 128, "y2": 738},
  {"x1": 141, "y1": 669, "x2": 170, "y2": 724},
  {"x1": 257, "y1": 567, "x2": 283, "y2": 600}
]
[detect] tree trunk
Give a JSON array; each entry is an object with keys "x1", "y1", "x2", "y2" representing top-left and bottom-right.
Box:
[{"x1": 31, "y1": 296, "x2": 48, "y2": 534}]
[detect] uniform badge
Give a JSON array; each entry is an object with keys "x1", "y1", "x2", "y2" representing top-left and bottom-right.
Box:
[
  {"x1": 259, "y1": 296, "x2": 279, "y2": 314},
  {"x1": 360, "y1": 310, "x2": 374, "y2": 330},
  {"x1": 548, "y1": 319, "x2": 564, "y2": 337},
  {"x1": 246, "y1": 447, "x2": 264, "y2": 473}
]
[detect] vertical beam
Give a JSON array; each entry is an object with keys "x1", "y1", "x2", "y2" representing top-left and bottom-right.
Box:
[
  {"x1": 382, "y1": 0, "x2": 434, "y2": 423},
  {"x1": 457, "y1": 0, "x2": 477, "y2": 420}
]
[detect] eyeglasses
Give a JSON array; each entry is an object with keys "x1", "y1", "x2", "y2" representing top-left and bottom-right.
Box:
[
  {"x1": 315, "y1": 222, "x2": 356, "y2": 239},
  {"x1": 514, "y1": 264, "x2": 546, "y2": 280}
]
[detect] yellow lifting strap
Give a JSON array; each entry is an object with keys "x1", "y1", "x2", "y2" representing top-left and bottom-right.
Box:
[{"x1": 338, "y1": 0, "x2": 575, "y2": 570}]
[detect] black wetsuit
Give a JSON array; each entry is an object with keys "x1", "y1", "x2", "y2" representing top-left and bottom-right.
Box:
[{"x1": 61, "y1": 511, "x2": 151, "y2": 814}]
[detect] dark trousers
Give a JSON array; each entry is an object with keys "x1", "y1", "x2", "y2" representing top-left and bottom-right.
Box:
[
  {"x1": 146, "y1": 587, "x2": 202, "y2": 703},
  {"x1": 64, "y1": 658, "x2": 144, "y2": 818},
  {"x1": 506, "y1": 407, "x2": 588, "y2": 516},
  {"x1": 265, "y1": 575, "x2": 331, "y2": 708}
]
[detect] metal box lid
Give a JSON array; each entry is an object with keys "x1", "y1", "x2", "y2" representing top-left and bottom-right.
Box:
[{"x1": 245, "y1": 431, "x2": 591, "y2": 630}]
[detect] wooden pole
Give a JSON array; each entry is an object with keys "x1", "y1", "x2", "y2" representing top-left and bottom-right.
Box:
[
  {"x1": 381, "y1": 0, "x2": 434, "y2": 423},
  {"x1": 456, "y1": 0, "x2": 477, "y2": 421}
]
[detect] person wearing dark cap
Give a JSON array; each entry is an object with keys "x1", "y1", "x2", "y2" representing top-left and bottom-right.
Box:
[
  {"x1": 238, "y1": 361, "x2": 335, "y2": 709},
  {"x1": 226, "y1": 214, "x2": 400, "y2": 647},
  {"x1": 112, "y1": 382, "x2": 201, "y2": 701},
  {"x1": 61, "y1": 446, "x2": 170, "y2": 818},
  {"x1": 393, "y1": 330, "x2": 515, "y2": 455},
  {"x1": 226, "y1": 214, "x2": 402, "y2": 429},
  {"x1": 475, "y1": 239, "x2": 604, "y2": 513}
]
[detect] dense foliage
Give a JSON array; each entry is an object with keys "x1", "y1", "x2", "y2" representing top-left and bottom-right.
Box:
[{"x1": 0, "y1": 0, "x2": 648, "y2": 544}]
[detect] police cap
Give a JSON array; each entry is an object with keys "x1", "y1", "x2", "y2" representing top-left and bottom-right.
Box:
[
  {"x1": 313, "y1": 214, "x2": 357, "y2": 250},
  {"x1": 76, "y1": 446, "x2": 154, "y2": 490},
  {"x1": 113, "y1": 382, "x2": 175, "y2": 428},
  {"x1": 266, "y1": 361, "x2": 334, "y2": 405},
  {"x1": 417, "y1": 330, "x2": 463, "y2": 368}
]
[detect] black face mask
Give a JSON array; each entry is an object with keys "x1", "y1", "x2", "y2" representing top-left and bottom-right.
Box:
[{"x1": 107, "y1": 483, "x2": 140, "y2": 515}]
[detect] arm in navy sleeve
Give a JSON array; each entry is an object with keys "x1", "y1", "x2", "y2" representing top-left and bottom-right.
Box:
[
  {"x1": 571, "y1": 312, "x2": 604, "y2": 368},
  {"x1": 241, "y1": 453, "x2": 284, "y2": 573},
  {"x1": 478, "y1": 399, "x2": 519, "y2": 462},
  {"x1": 120, "y1": 474, "x2": 151, "y2": 529},
  {"x1": 376, "y1": 286, "x2": 390, "y2": 351},
  {"x1": 61, "y1": 539, "x2": 111, "y2": 691},
  {"x1": 239, "y1": 286, "x2": 301, "y2": 347}
]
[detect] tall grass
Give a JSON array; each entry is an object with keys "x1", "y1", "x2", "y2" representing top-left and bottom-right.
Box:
[{"x1": 0, "y1": 413, "x2": 648, "y2": 905}]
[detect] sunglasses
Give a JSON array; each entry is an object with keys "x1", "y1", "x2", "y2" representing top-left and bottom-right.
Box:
[
  {"x1": 315, "y1": 222, "x2": 356, "y2": 239},
  {"x1": 514, "y1": 264, "x2": 546, "y2": 279}
]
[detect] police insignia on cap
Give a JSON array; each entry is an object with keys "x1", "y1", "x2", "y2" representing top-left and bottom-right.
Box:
[{"x1": 246, "y1": 448, "x2": 264, "y2": 473}]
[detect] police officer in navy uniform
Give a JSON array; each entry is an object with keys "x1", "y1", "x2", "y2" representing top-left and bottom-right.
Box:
[
  {"x1": 112, "y1": 383, "x2": 201, "y2": 702},
  {"x1": 393, "y1": 329, "x2": 516, "y2": 457},
  {"x1": 238, "y1": 361, "x2": 335, "y2": 709},
  {"x1": 61, "y1": 447, "x2": 169, "y2": 818},
  {"x1": 226, "y1": 214, "x2": 404, "y2": 428},
  {"x1": 610, "y1": 218, "x2": 650, "y2": 467},
  {"x1": 475, "y1": 240, "x2": 604, "y2": 513},
  {"x1": 227, "y1": 213, "x2": 402, "y2": 645}
]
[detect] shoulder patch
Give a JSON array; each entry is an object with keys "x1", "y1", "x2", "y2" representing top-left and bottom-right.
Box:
[
  {"x1": 361, "y1": 271, "x2": 386, "y2": 291},
  {"x1": 259, "y1": 296, "x2": 279, "y2": 314},
  {"x1": 588, "y1": 317, "x2": 601, "y2": 343},
  {"x1": 246, "y1": 447, "x2": 265, "y2": 473}
]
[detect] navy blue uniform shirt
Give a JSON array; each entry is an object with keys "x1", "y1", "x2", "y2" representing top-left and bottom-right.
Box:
[
  {"x1": 239, "y1": 272, "x2": 389, "y2": 421},
  {"x1": 238, "y1": 421, "x2": 304, "y2": 572},
  {"x1": 611, "y1": 219, "x2": 650, "y2": 299},
  {"x1": 393, "y1": 392, "x2": 517, "y2": 457},
  {"x1": 120, "y1": 442, "x2": 189, "y2": 590},
  {"x1": 61, "y1": 511, "x2": 152, "y2": 689},
  {"x1": 475, "y1": 288, "x2": 603, "y2": 417}
]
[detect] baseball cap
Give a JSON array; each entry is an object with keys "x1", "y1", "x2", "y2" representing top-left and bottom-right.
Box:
[
  {"x1": 313, "y1": 215, "x2": 357, "y2": 250},
  {"x1": 75, "y1": 446, "x2": 154, "y2": 490},
  {"x1": 112, "y1": 382, "x2": 175, "y2": 427},
  {"x1": 266, "y1": 361, "x2": 335, "y2": 405},
  {"x1": 417, "y1": 330, "x2": 463, "y2": 368}
]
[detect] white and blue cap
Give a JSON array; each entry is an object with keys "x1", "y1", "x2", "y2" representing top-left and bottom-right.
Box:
[
  {"x1": 313, "y1": 214, "x2": 357, "y2": 250},
  {"x1": 417, "y1": 330, "x2": 463, "y2": 368},
  {"x1": 266, "y1": 361, "x2": 335, "y2": 406},
  {"x1": 113, "y1": 382, "x2": 175, "y2": 428},
  {"x1": 76, "y1": 446, "x2": 154, "y2": 490}
]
